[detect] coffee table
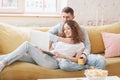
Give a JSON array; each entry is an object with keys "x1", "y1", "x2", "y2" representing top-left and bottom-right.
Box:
[{"x1": 38, "y1": 76, "x2": 120, "y2": 80}]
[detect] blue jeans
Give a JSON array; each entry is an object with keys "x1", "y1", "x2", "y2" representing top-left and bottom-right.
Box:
[
  {"x1": 87, "y1": 54, "x2": 106, "y2": 69},
  {"x1": 0, "y1": 41, "x2": 58, "y2": 69},
  {"x1": 0, "y1": 41, "x2": 106, "y2": 71},
  {"x1": 57, "y1": 54, "x2": 106, "y2": 71}
]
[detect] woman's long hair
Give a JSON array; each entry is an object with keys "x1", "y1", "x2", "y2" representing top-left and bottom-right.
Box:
[{"x1": 59, "y1": 20, "x2": 85, "y2": 44}]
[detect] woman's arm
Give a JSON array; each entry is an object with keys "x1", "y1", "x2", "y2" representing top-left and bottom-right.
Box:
[
  {"x1": 64, "y1": 56, "x2": 78, "y2": 63},
  {"x1": 65, "y1": 48, "x2": 86, "y2": 63},
  {"x1": 53, "y1": 52, "x2": 79, "y2": 63}
]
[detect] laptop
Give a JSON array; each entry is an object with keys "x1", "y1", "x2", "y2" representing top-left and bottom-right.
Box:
[{"x1": 30, "y1": 30, "x2": 49, "y2": 51}]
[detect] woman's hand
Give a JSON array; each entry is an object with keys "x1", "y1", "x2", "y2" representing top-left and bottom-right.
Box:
[
  {"x1": 36, "y1": 48, "x2": 44, "y2": 53},
  {"x1": 53, "y1": 52, "x2": 65, "y2": 58},
  {"x1": 76, "y1": 48, "x2": 85, "y2": 58},
  {"x1": 79, "y1": 54, "x2": 87, "y2": 64},
  {"x1": 76, "y1": 48, "x2": 87, "y2": 64}
]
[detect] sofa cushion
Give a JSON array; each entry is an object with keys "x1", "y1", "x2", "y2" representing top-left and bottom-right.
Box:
[
  {"x1": 85, "y1": 22, "x2": 120, "y2": 53},
  {"x1": 0, "y1": 62, "x2": 85, "y2": 80},
  {"x1": 0, "y1": 23, "x2": 30, "y2": 54},
  {"x1": 0, "y1": 56, "x2": 120, "y2": 80},
  {"x1": 106, "y1": 57, "x2": 120, "y2": 76},
  {"x1": 102, "y1": 32, "x2": 120, "y2": 57}
]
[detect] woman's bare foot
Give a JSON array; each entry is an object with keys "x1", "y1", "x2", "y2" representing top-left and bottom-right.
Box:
[{"x1": 0, "y1": 60, "x2": 6, "y2": 72}]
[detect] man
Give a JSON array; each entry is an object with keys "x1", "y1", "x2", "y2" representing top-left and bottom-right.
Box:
[{"x1": 48, "y1": 7, "x2": 106, "y2": 69}]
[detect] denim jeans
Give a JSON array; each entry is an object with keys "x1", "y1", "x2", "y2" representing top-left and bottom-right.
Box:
[
  {"x1": 87, "y1": 54, "x2": 106, "y2": 69},
  {"x1": 57, "y1": 54, "x2": 106, "y2": 71},
  {"x1": 0, "y1": 41, "x2": 58, "y2": 69},
  {"x1": 0, "y1": 41, "x2": 106, "y2": 71}
]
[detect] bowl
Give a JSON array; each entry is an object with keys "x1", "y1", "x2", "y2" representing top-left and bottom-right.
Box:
[{"x1": 84, "y1": 69, "x2": 108, "y2": 80}]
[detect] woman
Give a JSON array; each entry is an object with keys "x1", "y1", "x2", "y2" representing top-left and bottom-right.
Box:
[{"x1": 0, "y1": 20, "x2": 88, "y2": 72}]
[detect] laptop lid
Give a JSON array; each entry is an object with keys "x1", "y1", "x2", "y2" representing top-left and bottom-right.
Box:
[{"x1": 30, "y1": 30, "x2": 49, "y2": 51}]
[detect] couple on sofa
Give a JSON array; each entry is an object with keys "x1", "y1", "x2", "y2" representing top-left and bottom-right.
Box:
[{"x1": 0, "y1": 7, "x2": 106, "y2": 72}]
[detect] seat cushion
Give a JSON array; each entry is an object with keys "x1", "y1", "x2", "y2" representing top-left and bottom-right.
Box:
[
  {"x1": 0, "y1": 58, "x2": 120, "y2": 80},
  {"x1": 0, "y1": 62, "x2": 85, "y2": 80},
  {"x1": 106, "y1": 57, "x2": 120, "y2": 76}
]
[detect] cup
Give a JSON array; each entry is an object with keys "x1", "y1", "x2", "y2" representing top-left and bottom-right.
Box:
[{"x1": 78, "y1": 57, "x2": 84, "y2": 65}]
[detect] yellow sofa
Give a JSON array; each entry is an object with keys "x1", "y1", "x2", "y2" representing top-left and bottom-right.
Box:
[{"x1": 0, "y1": 22, "x2": 120, "y2": 80}]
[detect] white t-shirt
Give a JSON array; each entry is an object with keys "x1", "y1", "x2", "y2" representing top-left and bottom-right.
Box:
[{"x1": 51, "y1": 42, "x2": 84, "y2": 57}]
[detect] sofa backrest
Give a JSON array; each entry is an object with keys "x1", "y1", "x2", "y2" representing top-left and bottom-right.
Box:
[
  {"x1": 0, "y1": 22, "x2": 120, "y2": 54},
  {"x1": 0, "y1": 23, "x2": 30, "y2": 54},
  {"x1": 0, "y1": 23, "x2": 51, "y2": 54},
  {"x1": 85, "y1": 22, "x2": 120, "y2": 53}
]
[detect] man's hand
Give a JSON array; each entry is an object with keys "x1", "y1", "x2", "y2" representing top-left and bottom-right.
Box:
[
  {"x1": 63, "y1": 38, "x2": 73, "y2": 44},
  {"x1": 58, "y1": 37, "x2": 73, "y2": 44}
]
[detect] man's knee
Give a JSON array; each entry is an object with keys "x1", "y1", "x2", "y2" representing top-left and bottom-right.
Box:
[
  {"x1": 97, "y1": 55, "x2": 106, "y2": 69},
  {"x1": 98, "y1": 55, "x2": 106, "y2": 63}
]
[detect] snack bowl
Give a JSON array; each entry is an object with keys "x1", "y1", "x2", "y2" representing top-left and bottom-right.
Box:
[{"x1": 84, "y1": 69, "x2": 108, "y2": 80}]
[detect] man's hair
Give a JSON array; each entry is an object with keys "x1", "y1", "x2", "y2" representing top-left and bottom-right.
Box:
[{"x1": 62, "y1": 7, "x2": 74, "y2": 16}]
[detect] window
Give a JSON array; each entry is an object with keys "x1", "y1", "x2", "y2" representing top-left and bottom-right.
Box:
[
  {"x1": 0, "y1": 0, "x2": 23, "y2": 13},
  {"x1": 25, "y1": 0, "x2": 57, "y2": 13},
  {"x1": 0, "y1": 0, "x2": 67, "y2": 15}
]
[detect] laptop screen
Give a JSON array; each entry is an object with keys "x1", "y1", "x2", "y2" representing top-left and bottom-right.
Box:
[{"x1": 30, "y1": 30, "x2": 49, "y2": 51}]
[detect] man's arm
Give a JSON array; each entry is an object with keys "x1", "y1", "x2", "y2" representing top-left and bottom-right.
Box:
[
  {"x1": 81, "y1": 27, "x2": 91, "y2": 56},
  {"x1": 53, "y1": 52, "x2": 79, "y2": 63},
  {"x1": 49, "y1": 33, "x2": 73, "y2": 44},
  {"x1": 48, "y1": 23, "x2": 63, "y2": 34},
  {"x1": 48, "y1": 23, "x2": 63, "y2": 43}
]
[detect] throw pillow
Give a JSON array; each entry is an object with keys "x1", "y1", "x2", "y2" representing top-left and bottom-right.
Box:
[{"x1": 101, "y1": 32, "x2": 120, "y2": 57}]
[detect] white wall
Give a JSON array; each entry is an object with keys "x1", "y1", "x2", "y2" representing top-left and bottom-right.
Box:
[
  {"x1": 0, "y1": 0, "x2": 120, "y2": 27},
  {"x1": 68, "y1": 0, "x2": 120, "y2": 26},
  {"x1": 0, "y1": 17, "x2": 61, "y2": 27}
]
